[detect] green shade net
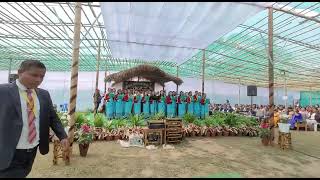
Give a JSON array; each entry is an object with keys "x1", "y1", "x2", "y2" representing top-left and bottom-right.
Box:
[{"x1": 300, "y1": 91, "x2": 320, "y2": 107}]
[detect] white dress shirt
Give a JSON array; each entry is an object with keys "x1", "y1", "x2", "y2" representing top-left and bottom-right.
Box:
[{"x1": 16, "y1": 79, "x2": 40, "y2": 149}]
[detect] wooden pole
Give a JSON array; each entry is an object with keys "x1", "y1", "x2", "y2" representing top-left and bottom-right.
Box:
[
  {"x1": 67, "y1": 2, "x2": 82, "y2": 162},
  {"x1": 268, "y1": 8, "x2": 274, "y2": 124},
  {"x1": 238, "y1": 78, "x2": 241, "y2": 106},
  {"x1": 284, "y1": 71, "x2": 287, "y2": 109},
  {"x1": 8, "y1": 58, "x2": 12, "y2": 83},
  {"x1": 104, "y1": 59, "x2": 107, "y2": 94},
  {"x1": 176, "y1": 66, "x2": 179, "y2": 93},
  {"x1": 94, "y1": 39, "x2": 101, "y2": 115},
  {"x1": 202, "y1": 49, "x2": 205, "y2": 94}
]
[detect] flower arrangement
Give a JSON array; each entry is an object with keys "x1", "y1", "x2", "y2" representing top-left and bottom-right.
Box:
[
  {"x1": 258, "y1": 119, "x2": 271, "y2": 141},
  {"x1": 76, "y1": 124, "x2": 94, "y2": 144}
]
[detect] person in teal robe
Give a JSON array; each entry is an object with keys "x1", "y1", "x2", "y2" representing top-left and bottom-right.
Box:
[
  {"x1": 133, "y1": 91, "x2": 142, "y2": 115},
  {"x1": 186, "y1": 91, "x2": 194, "y2": 115},
  {"x1": 194, "y1": 91, "x2": 201, "y2": 118},
  {"x1": 157, "y1": 90, "x2": 166, "y2": 115},
  {"x1": 178, "y1": 91, "x2": 187, "y2": 118},
  {"x1": 166, "y1": 91, "x2": 175, "y2": 118},
  {"x1": 123, "y1": 90, "x2": 132, "y2": 118},
  {"x1": 149, "y1": 91, "x2": 157, "y2": 116},
  {"x1": 142, "y1": 91, "x2": 150, "y2": 118},
  {"x1": 105, "y1": 88, "x2": 115, "y2": 119},
  {"x1": 200, "y1": 93, "x2": 210, "y2": 119},
  {"x1": 172, "y1": 91, "x2": 177, "y2": 117},
  {"x1": 115, "y1": 89, "x2": 124, "y2": 118}
]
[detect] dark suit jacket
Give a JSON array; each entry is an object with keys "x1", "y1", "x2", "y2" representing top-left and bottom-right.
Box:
[{"x1": 0, "y1": 82, "x2": 67, "y2": 170}]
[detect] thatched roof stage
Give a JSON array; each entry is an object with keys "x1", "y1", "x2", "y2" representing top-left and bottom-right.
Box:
[{"x1": 105, "y1": 64, "x2": 183, "y2": 86}]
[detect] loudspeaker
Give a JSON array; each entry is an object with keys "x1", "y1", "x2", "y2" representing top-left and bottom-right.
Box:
[
  {"x1": 247, "y1": 85, "x2": 257, "y2": 96},
  {"x1": 8, "y1": 74, "x2": 18, "y2": 83}
]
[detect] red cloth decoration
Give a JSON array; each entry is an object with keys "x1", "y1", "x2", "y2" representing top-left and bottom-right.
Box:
[
  {"x1": 104, "y1": 94, "x2": 110, "y2": 101},
  {"x1": 200, "y1": 98, "x2": 205, "y2": 105},
  {"x1": 177, "y1": 96, "x2": 182, "y2": 104},
  {"x1": 193, "y1": 95, "x2": 198, "y2": 102},
  {"x1": 186, "y1": 96, "x2": 191, "y2": 104},
  {"x1": 123, "y1": 94, "x2": 129, "y2": 102},
  {"x1": 166, "y1": 96, "x2": 172, "y2": 104}
]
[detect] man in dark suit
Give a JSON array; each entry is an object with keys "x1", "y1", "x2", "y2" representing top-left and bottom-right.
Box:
[{"x1": 0, "y1": 60, "x2": 69, "y2": 178}]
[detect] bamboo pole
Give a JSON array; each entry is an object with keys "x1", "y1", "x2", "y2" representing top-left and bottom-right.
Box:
[
  {"x1": 176, "y1": 66, "x2": 179, "y2": 93},
  {"x1": 67, "y1": 2, "x2": 82, "y2": 163},
  {"x1": 202, "y1": 49, "x2": 205, "y2": 94},
  {"x1": 94, "y1": 39, "x2": 101, "y2": 115},
  {"x1": 268, "y1": 8, "x2": 274, "y2": 124},
  {"x1": 238, "y1": 78, "x2": 241, "y2": 106},
  {"x1": 104, "y1": 59, "x2": 107, "y2": 94},
  {"x1": 284, "y1": 71, "x2": 287, "y2": 109}
]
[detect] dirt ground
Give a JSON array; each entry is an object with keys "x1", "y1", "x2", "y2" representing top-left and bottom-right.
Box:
[{"x1": 28, "y1": 129, "x2": 320, "y2": 178}]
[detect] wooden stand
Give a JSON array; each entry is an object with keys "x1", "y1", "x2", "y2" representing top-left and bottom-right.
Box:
[
  {"x1": 52, "y1": 136, "x2": 69, "y2": 165},
  {"x1": 165, "y1": 118, "x2": 183, "y2": 144},
  {"x1": 143, "y1": 128, "x2": 163, "y2": 146},
  {"x1": 278, "y1": 132, "x2": 292, "y2": 150}
]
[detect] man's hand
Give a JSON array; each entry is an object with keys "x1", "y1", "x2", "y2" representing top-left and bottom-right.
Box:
[{"x1": 60, "y1": 138, "x2": 70, "y2": 151}]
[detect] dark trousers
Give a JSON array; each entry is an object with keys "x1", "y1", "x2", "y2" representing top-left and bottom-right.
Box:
[{"x1": 0, "y1": 146, "x2": 38, "y2": 178}]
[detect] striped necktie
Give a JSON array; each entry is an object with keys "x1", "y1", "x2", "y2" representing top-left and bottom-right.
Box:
[{"x1": 26, "y1": 89, "x2": 36, "y2": 144}]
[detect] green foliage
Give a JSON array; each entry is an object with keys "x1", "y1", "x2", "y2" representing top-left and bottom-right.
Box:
[
  {"x1": 75, "y1": 112, "x2": 87, "y2": 129},
  {"x1": 259, "y1": 128, "x2": 271, "y2": 139},
  {"x1": 194, "y1": 119, "x2": 204, "y2": 127},
  {"x1": 183, "y1": 113, "x2": 196, "y2": 124},
  {"x1": 128, "y1": 114, "x2": 145, "y2": 127},
  {"x1": 151, "y1": 112, "x2": 166, "y2": 121},
  {"x1": 112, "y1": 118, "x2": 128, "y2": 129},
  {"x1": 104, "y1": 120, "x2": 114, "y2": 132},
  {"x1": 94, "y1": 113, "x2": 106, "y2": 127},
  {"x1": 224, "y1": 113, "x2": 238, "y2": 127}
]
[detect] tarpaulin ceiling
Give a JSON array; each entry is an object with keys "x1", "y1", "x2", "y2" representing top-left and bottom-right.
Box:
[{"x1": 101, "y1": 2, "x2": 271, "y2": 64}]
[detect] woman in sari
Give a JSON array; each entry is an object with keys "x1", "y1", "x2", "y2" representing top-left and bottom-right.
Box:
[
  {"x1": 157, "y1": 90, "x2": 166, "y2": 115},
  {"x1": 104, "y1": 88, "x2": 115, "y2": 119},
  {"x1": 142, "y1": 91, "x2": 150, "y2": 118},
  {"x1": 133, "y1": 90, "x2": 142, "y2": 115},
  {"x1": 289, "y1": 109, "x2": 303, "y2": 129},
  {"x1": 123, "y1": 90, "x2": 132, "y2": 118},
  {"x1": 193, "y1": 91, "x2": 201, "y2": 118},
  {"x1": 149, "y1": 91, "x2": 157, "y2": 116},
  {"x1": 166, "y1": 91, "x2": 174, "y2": 118},
  {"x1": 178, "y1": 91, "x2": 186, "y2": 118},
  {"x1": 186, "y1": 91, "x2": 194, "y2": 115},
  {"x1": 115, "y1": 89, "x2": 124, "y2": 118},
  {"x1": 200, "y1": 93, "x2": 210, "y2": 119}
]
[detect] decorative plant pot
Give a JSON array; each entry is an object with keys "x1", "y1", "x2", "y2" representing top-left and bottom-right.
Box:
[
  {"x1": 278, "y1": 123, "x2": 290, "y2": 133},
  {"x1": 223, "y1": 131, "x2": 229, "y2": 136},
  {"x1": 261, "y1": 138, "x2": 269, "y2": 146},
  {"x1": 206, "y1": 132, "x2": 211, "y2": 137},
  {"x1": 105, "y1": 135, "x2": 112, "y2": 141},
  {"x1": 114, "y1": 135, "x2": 120, "y2": 141},
  {"x1": 79, "y1": 143, "x2": 90, "y2": 157}
]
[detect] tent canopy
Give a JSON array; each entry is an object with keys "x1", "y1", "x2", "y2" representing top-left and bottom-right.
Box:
[
  {"x1": 0, "y1": 2, "x2": 319, "y2": 91},
  {"x1": 100, "y1": 2, "x2": 270, "y2": 64}
]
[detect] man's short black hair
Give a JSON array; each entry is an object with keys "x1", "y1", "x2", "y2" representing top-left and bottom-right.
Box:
[{"x1": 19, "y1": 60, "x2": 46, "y2": 72}]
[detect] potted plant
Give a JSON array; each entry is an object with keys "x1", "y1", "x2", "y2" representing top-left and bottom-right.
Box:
[
  {"x1": 278, "y1": 114, "x2": 290, "y2": 133},
  {"x1": 259, "y1": 121, "x2": 271, "y2": 146},
  {"x1": 76, "y1": 124, "x2": 94, "y2": 157}
]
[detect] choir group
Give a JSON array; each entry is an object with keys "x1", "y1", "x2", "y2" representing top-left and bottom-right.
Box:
[{"x1": 102, "y1": 88, "x2": 211, "y2": 119}]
